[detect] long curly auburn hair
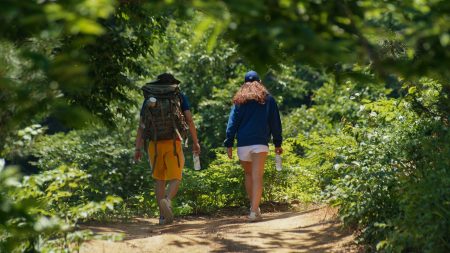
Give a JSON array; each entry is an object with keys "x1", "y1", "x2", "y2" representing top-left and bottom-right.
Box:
[{"x1": 233, "y1": 81, "x2": 269, "y2": 105}]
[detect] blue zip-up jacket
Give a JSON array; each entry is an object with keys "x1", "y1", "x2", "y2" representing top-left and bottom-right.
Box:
[{"x1": 224, "y1": 95, "x2": 282, "y2": 148}]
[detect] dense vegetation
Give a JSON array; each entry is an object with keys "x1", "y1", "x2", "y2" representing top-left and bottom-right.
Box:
[{"x1": 1, "y1": 1, "x2": 449, "y2": 252}]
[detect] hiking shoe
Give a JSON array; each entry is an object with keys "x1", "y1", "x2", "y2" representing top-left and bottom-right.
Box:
[
  {"x1": 160, "y1": 199, "x2": 173, "y2": 224},
  {"x1": 248, "y1": 208, "x2": 262, "y2": 222}
]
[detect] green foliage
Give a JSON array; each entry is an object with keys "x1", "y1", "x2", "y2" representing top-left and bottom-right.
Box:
[
  {"x1": 0, "y1": 164, "x2": 50, "y2": 253},
  {"x1": 177, "y1": 151, "x2": 246, "y2": 214},
  {"x1": 18, "y1": 165, "x2": 122, "y2": 222},
  {"x1": 24, "y1": 123, "x2": 318, "y2": 218},
  {"x1": 176, "y1": 145, "x2": 318, "y2": 215},
  {"x1": 280, "y1": 76, "x2": 449, "y2": 251},
  {"x1": 0, "y1": 0, "x2": 117, "y2": 144},
  {"x1": 0, "y1": 161, "x2": 122, "y2": 252},
  {"x1": 148, "y1": 1, "x2": 450, "y2": 82},
  {"x1": 0, "y1": 1, "x2": 167, "y2": 145},
  {"x1": 265, "y1": 64, "x2": 328, "y2": 112},
  {"x1": 79, "y1": 5, "x2": 168, "y2": 126},
  {"x1": 316, "y1": 80, "x2": 450, "y2": 252},
  {"x1": 29, "y1": 124, "x2": 155, "y2": 216},
  {"x1": 2, "y1": 2, "x2": 450, "y2": 252}
]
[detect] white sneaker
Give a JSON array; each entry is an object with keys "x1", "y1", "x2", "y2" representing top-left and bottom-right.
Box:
[
  {"x1": 160, "y1": 199, "x2": 173, "y2": 224},
  {"x1": 248, "y1": 208, "x2": 262, "y2": 222}
]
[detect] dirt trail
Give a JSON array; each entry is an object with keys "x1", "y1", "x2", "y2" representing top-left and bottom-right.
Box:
[{"x1": 80, "y1": 206, "x2": 357, "y2": 253}]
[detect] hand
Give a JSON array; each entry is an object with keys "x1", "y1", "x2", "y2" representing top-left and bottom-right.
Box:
[
  {"x1": 275, "y1": 147, "x2": 283, "y2": 155},
  {"x1": 227, "y1": 147, "x2": 233, "y2": 159},
  {"x1": 192, "y1": 142, "x2": 201, "y2": 155},
  {"x1": 134, "y1": 150, "x2": 142, "y2": 162}
]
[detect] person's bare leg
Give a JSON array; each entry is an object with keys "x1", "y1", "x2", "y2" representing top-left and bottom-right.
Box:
[
  {"x1": 155, "y1": 179, "x2": 166, "y2": 216},
  {"x1": 250, "y1": 152, "x2": 268, "y2": 212},
  {"x1": 240, "y1": 160, "x2": 253, "y2": 205},
  {"x1": 166, "y1": 179, "x2": 180, "y2": 200},
  {"x1": 159, "y1": 179, "x2": 178, "y2": 224}
]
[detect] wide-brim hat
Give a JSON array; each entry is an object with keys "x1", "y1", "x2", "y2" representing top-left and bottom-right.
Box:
[{"x1": 148, "y1": 73, "x2": 181, "y2": 84}]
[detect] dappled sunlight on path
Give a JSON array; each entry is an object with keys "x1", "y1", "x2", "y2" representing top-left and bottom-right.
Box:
[{"x1": 80, "y1": 206, "x2": 357, "y2": 253}]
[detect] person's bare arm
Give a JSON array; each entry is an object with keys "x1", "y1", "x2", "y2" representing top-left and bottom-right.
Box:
[
  {"x1": 227, "y1": 147, "x2": 233, "y2": 159},
  {"x1": 184, "y1": 110, "x2": 201, "y2": 154},
  {"x1": 134, "y1": 118, "x2": 144, "y2": 162}
]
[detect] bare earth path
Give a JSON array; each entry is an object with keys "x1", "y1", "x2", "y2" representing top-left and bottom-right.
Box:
[{"x1": 80, "y1": 206, "x2": 358, "y2": 253}]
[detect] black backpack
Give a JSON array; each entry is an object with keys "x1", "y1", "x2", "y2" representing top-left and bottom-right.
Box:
[
  {"x1": 141, "y1": 83, "x2": 189, "y2": 168},
  {"x1": 141, "y1": 83, "x2": 188, "y2": 141}
]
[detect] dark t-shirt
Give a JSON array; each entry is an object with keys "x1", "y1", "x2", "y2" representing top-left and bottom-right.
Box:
[{"x1": 140, "y1": 93, "x2": 190, "y2": 117}]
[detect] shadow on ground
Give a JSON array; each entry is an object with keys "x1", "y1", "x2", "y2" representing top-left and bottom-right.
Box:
[{"x1": 80, "y1": 206, "x2": 358, "y2": 253}]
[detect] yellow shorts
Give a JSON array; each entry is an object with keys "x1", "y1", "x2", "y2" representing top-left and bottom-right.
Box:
[{"x1": 147, "y1": 140, "x2": 184, "y2": 181}]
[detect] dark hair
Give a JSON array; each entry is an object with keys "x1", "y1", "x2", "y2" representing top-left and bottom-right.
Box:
[{"x1": 148, "y1": 73, "x2": 180, "y2": 85}]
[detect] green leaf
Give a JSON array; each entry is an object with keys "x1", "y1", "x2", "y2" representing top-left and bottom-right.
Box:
[
  {"x1": 408, "y1": 86, "x2": 417, "y2": 94},
  {"x1": 71, "y1": 18, "x2": 105, "y2": 35}
]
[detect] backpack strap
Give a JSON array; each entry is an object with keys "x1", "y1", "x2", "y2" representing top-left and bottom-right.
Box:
[
  {"x1": 153, "y1": 141, "x2": 158, "y2": 170},
  {"x1": 147, "y1": 110, "x2": 159, "y2": 170},
  {"x1": 173, "y1": 138, "x2": 180, "y2": 168},
  {"x1": 177, "y1": 93, "x2": 189, "y2": 148},
  {"x1": 160, "y1": 101, "x2": 166, "y2": 128},
  {"x1": 178, "y1": 93, "x2": 184, "y2": 109},
  {"x1": 168, "y1": 99, "x2": 181, "y2": 168}
]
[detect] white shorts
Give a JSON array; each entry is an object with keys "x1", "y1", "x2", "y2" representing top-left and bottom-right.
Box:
[{"x1": 237, "y1": 145, "x2": 269, "y2": 162}]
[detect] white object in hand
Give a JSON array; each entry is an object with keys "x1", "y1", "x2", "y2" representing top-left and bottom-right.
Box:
[
  {"x1": 275, "y1": 154, "x2": 282, "y2": 171},
  {"x1": 193, "y1": 154, "x2": 201, "y2": 170}
]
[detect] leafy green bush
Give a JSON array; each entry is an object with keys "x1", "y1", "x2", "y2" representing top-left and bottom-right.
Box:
[
  {"x1": 280, "y1": 76, "x2": 449, "y2": 252},
  {"x1": 175, "y1": 144, "x2": 320, "y2": 215},
  {"x1": 317, "y1": 80, "x2": 450, "y2": 252},
  {"x1": 27, "y1": 123, "x2": 319, "y2": 219},
  {"x1": 30, "y1": 125, "x2": 156, "y2": 217},
  {"x1": 2, "y1": 1, "x2": 450, "y2": 253},
  {"x1": 0, "y1": 161, "x2": 122, "y2": 253}
]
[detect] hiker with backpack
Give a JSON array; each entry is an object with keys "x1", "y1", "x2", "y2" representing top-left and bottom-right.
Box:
[
  {"x1": 224, "y1": 71, "x2": 283, "y2": 222},
  {"x1": 134, "y1": 73, "x2": 200, "y2": 225}
]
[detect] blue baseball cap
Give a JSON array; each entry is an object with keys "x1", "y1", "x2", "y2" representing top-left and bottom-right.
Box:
[{"x1": 244, "y1": 70, "x2": 260, "y2": 83}]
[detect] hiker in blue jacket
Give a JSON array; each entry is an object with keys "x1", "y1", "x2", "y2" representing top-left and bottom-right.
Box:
[{"x1": 224, "y1": 70, "x2": 283, "y2": 222}]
